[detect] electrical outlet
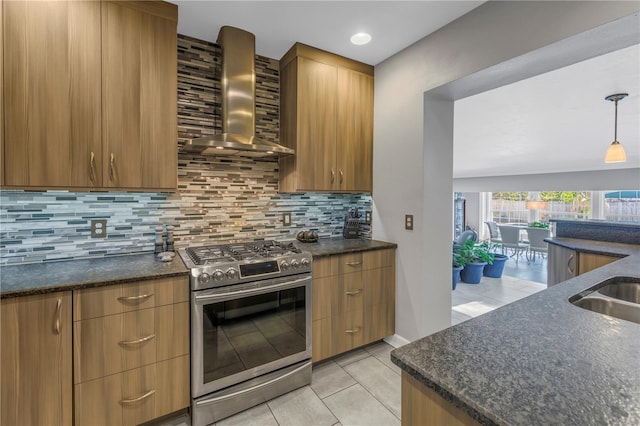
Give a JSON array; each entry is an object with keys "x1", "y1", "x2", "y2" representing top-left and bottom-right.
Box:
[
  {"x1": 405, "y1": 214, "x2": 414, "y2": 231},
  {"x1": 282, "y1": 212, "x2": 291, "y2": 227},
  {"x1": 365, "y1": 211, "x2": 372, "y2": 225},
  {"x1": 91, "y1": 219, "x2": 107, "y2": 238}
]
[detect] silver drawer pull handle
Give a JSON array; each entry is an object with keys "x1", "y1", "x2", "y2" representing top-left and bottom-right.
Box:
[
  {"x1": 117, "y1": 293, "x2": 153, "y2": 303},
  {"x1": 89, "y1": 152, "x2": 97, "y2": 183},
  {"x1": 345, "y1": 327, "x2": 361, "y2": 334},
  {"x1": 54, "y1": 298, "x2": 62, "y2": 335},
  {"x1": 345, "y1": 289, "x2": 363, "y2": 296},
  {"x1": 345, "y1": 261, "x2": 362, "y2": 266},
  {"x1": 119, "y1": 334, "x2": 156, "y2": 346},
  {"x1": 120, "y1": 389, "x2": 155, "y2": 404}
]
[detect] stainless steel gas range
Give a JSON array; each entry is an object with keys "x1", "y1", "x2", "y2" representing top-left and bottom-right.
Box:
[{"x1": 178, "y1": 241, "x2": 312, "y2": 426}]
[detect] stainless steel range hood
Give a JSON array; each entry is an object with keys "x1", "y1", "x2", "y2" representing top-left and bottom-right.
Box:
[{"x1": 182, "y1": 26, "x2": 294, "y2": 157}]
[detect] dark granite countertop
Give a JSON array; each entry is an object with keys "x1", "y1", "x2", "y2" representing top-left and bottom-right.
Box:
[
  {"x1": 546, "y1": 237, "x2": 640, "y2": 258},
  {"x1": 0, "y1": 254, "x2": 189, "y2": 299},
  {"x1": 0, "y1": 238, "x2": 396, "y2": 299},
  {"x1": 550, "y1": 218, "x2": 640, "y2": 229},
  {"x1": 293, "y1": 238, "x2": 397, "y2": 258},
  {"x1": 392, "y1": 238, "x2": 640, "y2": 425}
]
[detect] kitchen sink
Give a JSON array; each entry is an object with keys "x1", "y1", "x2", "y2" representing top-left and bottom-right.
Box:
[
  {"x1": 597, "y1": 282, "x2": 640, "y2": 304},
  {"x1": 570, "y1": 277, "x2": 640, "y2": 324}
]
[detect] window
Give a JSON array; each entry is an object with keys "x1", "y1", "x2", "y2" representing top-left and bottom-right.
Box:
[{"x1": 603, "y1": 191, "x2": 640, "y2": 222}]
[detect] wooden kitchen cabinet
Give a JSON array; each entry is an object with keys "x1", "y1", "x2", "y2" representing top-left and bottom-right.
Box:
[
  {"x1": 576, "y1": 252, "x2": 618, "y2": 275},
  {"x1": 1, "y1": 0, "x2": 177, "y2": 191},
  {"x1": 101, "y1": 0, "x2": 177, "y2": 190},
  {"x1": 73, "y1": 276, "x2": 189, "y2": 424},
  {"x1": 548, "y1": 244, "x2": 620, "y2": 286},
  {"x1": 3, "y1": 0, "x2": 102, "y2": 188},
  {"x1": 312, "y1": 248, "x2": 395, "y2": 362},
  {"x1": 279, "y1": 43, "x2": 374, "y2": 193},
  {"x1": 1, "y1": 292, "x2": 73, "y2": 426}
]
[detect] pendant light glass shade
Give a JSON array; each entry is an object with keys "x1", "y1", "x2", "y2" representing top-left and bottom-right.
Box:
[
  {"x1": 605, "y1": 140, "x2": 627, "y2": 163},
  {"x1": 604, "y1": 93, "x2": 628, "y2": 164}
]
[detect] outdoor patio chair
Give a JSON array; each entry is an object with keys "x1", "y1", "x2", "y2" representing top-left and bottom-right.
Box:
[
  {"x1": 525, "y1": 227, "x2": 551, "y2": 263},
  {"x1": 497, "y1": 225, "x2": 529, "y2": 263},
  {"x1": 485, "y1": 221, "x2": 502, "y2": 245}
]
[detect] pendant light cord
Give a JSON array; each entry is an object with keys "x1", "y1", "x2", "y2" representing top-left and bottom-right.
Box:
[{"x1": 614, "y1": 98, "x2": 618, "y2": 142}]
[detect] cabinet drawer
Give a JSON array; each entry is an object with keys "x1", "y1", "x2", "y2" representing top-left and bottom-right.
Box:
[
  {"x1": 74, "y1": 276, "x2": 188, "y2": 320},
  {"x1": 74, "y1": 302, "x2": 188, "y2": 383},
  {"x1": 331, "y1": 309, "x2": 364, "y2": 355},
  {"x1": 74, "y1": 355, "x2": 189, "y2": 426},
  {"x1": 312, "y1": 256, "x2": 338, "y2": 279}
]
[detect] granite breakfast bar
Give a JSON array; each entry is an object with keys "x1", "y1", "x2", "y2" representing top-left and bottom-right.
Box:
[{"x1": 391, "y1": 239, "x2": 640, "y2": 425}]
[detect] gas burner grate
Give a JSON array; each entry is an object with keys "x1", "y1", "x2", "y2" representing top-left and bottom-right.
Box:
[{"x1": 185, "y1": 241, "x2": 302, "y2": 266}]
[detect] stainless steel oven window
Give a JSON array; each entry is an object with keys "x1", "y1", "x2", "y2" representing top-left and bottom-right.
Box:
[{"x1": 191, "y1": 275, "x2": 312, "y2": 398}]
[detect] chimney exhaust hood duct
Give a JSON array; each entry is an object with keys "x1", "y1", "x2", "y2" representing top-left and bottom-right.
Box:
[{"x1": 182, "y1": 26, "x2": 294, "y2": 157}]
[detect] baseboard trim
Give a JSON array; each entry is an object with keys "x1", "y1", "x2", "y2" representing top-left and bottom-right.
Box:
[{"x1": 384, "y1": 334, "x2": 411, "y2": 348}]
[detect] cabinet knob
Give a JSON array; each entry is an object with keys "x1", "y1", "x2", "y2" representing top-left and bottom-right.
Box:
[
  {"x1": 331, "y1": 169, "x2": 335, "y2": 184},
  {"x1": 339, "y1": 169, "x2": 344, "y2": 184}
]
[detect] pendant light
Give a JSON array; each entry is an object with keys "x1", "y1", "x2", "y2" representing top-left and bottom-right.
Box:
[{"x1": 604, "y1": 93, "x2": 628, "y2": 163}]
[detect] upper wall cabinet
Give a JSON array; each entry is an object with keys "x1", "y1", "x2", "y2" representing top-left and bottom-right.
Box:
[
  {"x1": 2, "y1": 0, "x2": 177, "y2": 191},
  {"x1": 279, "y1": 43, "x2": 373, "y2": 193}
]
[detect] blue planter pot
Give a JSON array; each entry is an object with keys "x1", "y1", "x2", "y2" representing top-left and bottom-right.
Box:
[
  {"x1": 483, "y1": 254, "x2": 508, "y2": 278},
  {"x1": 452, "y1": 266, "x2": 463, "y2": 290},
  {"x1": 460, "y1": 262, "x2": 487, "y2": 284}
]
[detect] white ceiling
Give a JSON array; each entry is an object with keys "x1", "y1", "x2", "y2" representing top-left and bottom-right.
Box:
[
  {"x1": 172, "y1": 1, "x2": 484, "y2": 65},
  {"x1": 453, "y1": 44, "x2": 640, "y2": 178}
]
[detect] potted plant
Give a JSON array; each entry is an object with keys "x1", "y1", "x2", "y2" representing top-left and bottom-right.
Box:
[
  {"x1": 458, "y1": 240, "x2": 494, "y2": 284},
  {"x1": 452, "y1": 251, "x2": 465, "y2": 290},
  {"x1": 481, "y1": 242, "x2": 509, "y2": 278},
  {"x1": 528, "y1": 221, "x2": 549, "y2": 229}
]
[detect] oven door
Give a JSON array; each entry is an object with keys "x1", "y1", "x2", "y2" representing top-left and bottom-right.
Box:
[{"x1": 191, "y1": 274, "x2": 312, "y2": 398}]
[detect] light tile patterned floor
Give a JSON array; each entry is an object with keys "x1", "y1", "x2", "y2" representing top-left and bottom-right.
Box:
[{"x1": 452, "y1": 270, "x2": 547, "y2": 325}]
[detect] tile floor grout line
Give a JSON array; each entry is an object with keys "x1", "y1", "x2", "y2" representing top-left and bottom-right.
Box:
[{"x1": 340, "y1": 356, "x2": 402, "y2": 421}]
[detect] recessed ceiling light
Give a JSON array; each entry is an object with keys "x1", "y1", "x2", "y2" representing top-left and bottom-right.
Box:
[{"x1": 350, "y1": 32, "x2": 371, "y2": 46}]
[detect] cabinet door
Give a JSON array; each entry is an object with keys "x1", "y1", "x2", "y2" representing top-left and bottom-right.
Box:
[
  {"x1": 363, "y1": 266, "x2": 395, "y2": 342},
  {"x1": 336, "y1": 68, "x2": 373, "y2": 192},
  {"x1": 577, "y1": 253, "x2": 617, "y2": 275},
  {"x1": 102, "y1": 1, "x2": 177, "y2": 190},
  {"x1": 296, "y1": 57, "x2": 337, "y2": 191},
  {"x1": 3, "y1": 0, "x2": 101, "y2": 188},
  {"x1": 547, "y1": 244, "x2": 576, "y2": 286},
  {"x1": 1, "y1": 292, "x2": 73, "y2": 426}
]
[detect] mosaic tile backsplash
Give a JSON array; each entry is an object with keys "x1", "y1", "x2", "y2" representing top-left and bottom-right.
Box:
[{"x1": 0, "y1": 35, "x2": 371, "y2": 265}]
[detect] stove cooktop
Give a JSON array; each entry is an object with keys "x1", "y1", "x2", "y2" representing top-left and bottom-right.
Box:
[
  {"x1": 185, "y1": 241, "x2": 302, "y2": 265},
  {"x1": 178, "y1": 240, "x2": 311, "y2": 290}
]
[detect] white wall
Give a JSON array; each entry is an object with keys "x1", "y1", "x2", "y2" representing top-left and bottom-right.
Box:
[{"x1": 373, "y1": 1, "x2": 640, "y2": 342}]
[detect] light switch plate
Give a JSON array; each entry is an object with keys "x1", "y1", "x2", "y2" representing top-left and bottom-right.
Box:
[
  {"x1": 91, "y1": 219, "x2": 107, "y2": 238},
  {"x1": 365, "y1": 211, "x2": 372, "y2": 224},
  {"x1": 282, "y1": 213, "x2": 291, "y2": 227},
  {"x1": 405, "y1": 214, "x2": 414, "y2": 231}
]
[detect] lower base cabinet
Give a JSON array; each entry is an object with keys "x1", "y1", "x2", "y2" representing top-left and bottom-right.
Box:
[
  {"x1": 401, "y1": 372, "x2": 479, "y2": 426},
  {"x1": 73, "y1": 276, "x2": 190, "y2": 425},
  {"x1": 1, "y1": 292, "x2": 73, "y2": 426},
  {"x1": 312, "y1": 248, "x2": 396, "y2": 362},
  {"x1": 74, "y1": 355, "x2": 189, "y2": 426}
]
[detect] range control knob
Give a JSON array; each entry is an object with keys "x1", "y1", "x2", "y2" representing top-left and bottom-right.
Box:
[
  {"x1": 280, "y1": 261, "x2": 290, "y2": 271},
  {"x1": 213, "y1": 270, "x2": 224, "y2": 281},
  {"x1": 301, "y1": 258, "x2": 310, "y2": 268},
  {"x1": 199, "y1": 272, "x2": 211, "y2": 284},
  {"x1": 291, "y1": 259, "x2": 300, "y2": 269},
  {"x1": 226, "y1": 268, "x2": 238, "y2": 280}
]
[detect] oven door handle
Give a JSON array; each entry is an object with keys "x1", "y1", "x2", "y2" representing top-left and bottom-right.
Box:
[{"x1": 193, "y1": 276, "x2": 311, "y2": 304}]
